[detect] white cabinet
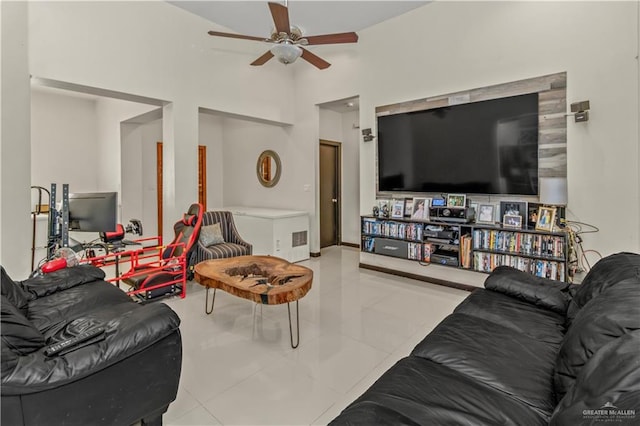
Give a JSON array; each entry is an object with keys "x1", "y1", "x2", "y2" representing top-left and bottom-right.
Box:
[{"x1": 224, "y1": 206, "x2": 309, "y2": 263}]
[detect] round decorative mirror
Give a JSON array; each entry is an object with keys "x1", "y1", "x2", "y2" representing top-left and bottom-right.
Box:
[{"x1": 257, "y1": 150, "x2": 281, "y2": 187}]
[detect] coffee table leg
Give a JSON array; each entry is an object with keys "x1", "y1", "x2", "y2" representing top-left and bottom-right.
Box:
[
  {"x1": 205, "y1": 287, "x2": 217, "y2": 315},
  {"x1": 287, "y1": 301, "x2": 300, "y2": 349}
]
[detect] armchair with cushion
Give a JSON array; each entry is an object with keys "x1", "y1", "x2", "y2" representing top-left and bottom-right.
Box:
[
  {"x1": 192, "y1": 211, "x2": 252, "y2": 265},
  {"x1": 1, "y1": 265, "x2": 182, "y2": 426}
]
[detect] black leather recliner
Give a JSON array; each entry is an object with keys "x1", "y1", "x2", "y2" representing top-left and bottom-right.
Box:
[{"x1": 1, "y1": 265, "x2": 182, "y2": 426}]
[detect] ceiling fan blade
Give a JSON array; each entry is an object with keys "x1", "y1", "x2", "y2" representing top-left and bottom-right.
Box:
[
  {"x1": 300, "y1": 48, "x2": 331, "y2": 70},
  {"x1": 268, "y1": 2, "x2": 290, "y2": 34},
  {"x1": 208, "y1": 30, "x2": 266, "y2": 42},
  {"x1": 251, "y1": 50, "x2": 275, "y2": 66},
  {"x1": 305, "y1": 32, "x2": 359, "y2": 45}
]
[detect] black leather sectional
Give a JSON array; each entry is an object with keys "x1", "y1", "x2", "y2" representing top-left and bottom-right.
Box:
[
  {"x1": 331, "y1": 252, "x2": 640, "y2": 425},
  {"x1": 1, "y1": 265, "x2": 182, "y2": 426}
]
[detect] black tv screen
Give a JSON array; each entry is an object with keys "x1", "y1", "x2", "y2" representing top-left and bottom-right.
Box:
[{"x1": 377, "y1": 93, "x2": 539, "y2": 195}]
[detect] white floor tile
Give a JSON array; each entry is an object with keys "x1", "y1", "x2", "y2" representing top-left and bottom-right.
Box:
[
  {"x1": 203, "y1": 358, "x2": 340, "y2": 425},
  {"x1": 166, "y1": 405, "x2": 222, "y2": 426},
  {"x1": 162, "y1": 246, "x2": 470, "y2": 425}
]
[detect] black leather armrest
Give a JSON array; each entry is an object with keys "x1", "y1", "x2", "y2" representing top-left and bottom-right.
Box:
[
  {"x1": 20, "y1": 265, "x2": 106, "y2": 298},
  {"x1": 484, "y1": 266, "x2": 573, "y2": 314},
  {"x1": 1, "y1": 303, "x2": 180, "y2": 395}
]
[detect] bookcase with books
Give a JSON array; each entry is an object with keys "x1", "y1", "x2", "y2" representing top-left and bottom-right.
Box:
[
  {"x1": 361, "y1": 216, "x2": 470, "y2": 266},
  {"x1": 360, "y1": 216, "x2": 570, "y2": 283},
  {"x1": 472, "y1": 226, "x2": 568, "y2": 281}
]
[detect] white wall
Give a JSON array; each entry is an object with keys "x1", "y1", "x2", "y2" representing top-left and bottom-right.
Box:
[
  {"x1": 27, "y1": 0, "x2": 295, "y2": 245},
  {"x1": 11, "y1": 1, "x2": 639, "y2": 269},
  {"x1": 295, "y1": 1, "x2": 639, "y2": 257},
  {"x1": 120, "y1": 118, "x2": 162, "y2": 237},
  {"x1": 198, "y1": 112, "x2": 224, "y2": 210},
  {"x1": 319, "y1": 108, "x2": 361, "y2": 245},
  {"x1": 292, "y1": 49, "x2": 362, "y2": 252},
  {"x1": 31, "y1": 90, "x2": 99, "y2": 194},
  {"x1": 340, "y1": 110, "x2": 360, "y2": 245},
  {"x1": 1, "y1": 1, "x2": 32, "y2": 277},
  {"x1": 222, "y1": 118, "x2": 297, "y2": 208},
  {"x1": 96, "y1": 97, "x2": 159, "y2": 194}
]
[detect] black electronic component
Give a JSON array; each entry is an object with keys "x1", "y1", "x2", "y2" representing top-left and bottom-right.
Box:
[{"x1": 44, "y1": 327, "x2": 105, "y2": 357}]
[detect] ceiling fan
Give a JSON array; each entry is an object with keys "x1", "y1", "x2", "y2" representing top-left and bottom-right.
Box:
[{"x1": 207, "y1": 1, "x2": 358, "y2": 70}]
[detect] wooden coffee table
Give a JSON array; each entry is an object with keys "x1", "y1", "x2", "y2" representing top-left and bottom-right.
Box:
[{"x1": 193, "y1": 255, "x2": 313, "y2": 348}]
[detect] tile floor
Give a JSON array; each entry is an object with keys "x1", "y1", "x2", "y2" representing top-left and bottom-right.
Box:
[{"x1": 161, "y1": 246, "x2": 470, "y2": 425}]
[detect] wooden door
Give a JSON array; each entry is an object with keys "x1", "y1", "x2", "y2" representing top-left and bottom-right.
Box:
[
  {"x1": 156, "y1": 142, "x2": 163, "y2": 239},
  {"x1": 156, "y1": 143, "x2": 207, "y2": 239},
  {"x1": 198, "y1": 145, "x2": 207, "y2": 210},
  {"x1": 320, "y1": 140, "x2": 341, "y2": 248}
]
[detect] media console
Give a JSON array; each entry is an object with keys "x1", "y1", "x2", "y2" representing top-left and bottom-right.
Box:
[{"x1": 361, "y1": 215, "x2": 569, "y2": 289}]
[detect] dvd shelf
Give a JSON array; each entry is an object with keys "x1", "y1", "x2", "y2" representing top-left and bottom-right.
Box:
[
  {"x1": 362, "y1": 218, "x2": 424, "y2": 241},
  {"x1": 472, "y1": 229, "x2": 565, "y2": 260},
  {"x1": 361, "y1": 216, "x2": 570, "y2": 282},
  {"x1": 361, "y1": 216, "x2": 464, "y2": 265},
  {"x1": 473, "y1": 252, "x2": 566, "y2": 282}
]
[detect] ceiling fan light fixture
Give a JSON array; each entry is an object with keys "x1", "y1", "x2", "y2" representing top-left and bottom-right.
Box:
[{"x1": 270, "y1": 42, "x2": 302, "y2": 65}]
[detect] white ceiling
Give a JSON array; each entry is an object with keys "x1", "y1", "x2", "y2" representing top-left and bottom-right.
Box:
[{"x1": 168, "y1": 1, "x2": 429, "y2": 37}]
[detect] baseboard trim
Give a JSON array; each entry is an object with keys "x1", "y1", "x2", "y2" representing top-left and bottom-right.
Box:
[
  {"x1": 310, "y1": 252, "x2": 321, "y2": 258},
  {"x1": 340, "y1": 242, "x2": 360, "y2": 249},
  {"x1": 359, "y1": 263, "x2": 477, "y2": 292}
]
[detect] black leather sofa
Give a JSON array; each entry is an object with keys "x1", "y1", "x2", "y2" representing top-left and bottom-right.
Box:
[
  {"x1": 331, "y1": 252, "x2": 640, "y2": 425},
  {"x1": 1, "y1": 265, "x2": 182, "y2": 426}
]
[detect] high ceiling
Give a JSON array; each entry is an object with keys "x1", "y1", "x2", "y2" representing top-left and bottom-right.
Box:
[{"x1": 168, "y1": 1, "x2": 429, "y2": 37}]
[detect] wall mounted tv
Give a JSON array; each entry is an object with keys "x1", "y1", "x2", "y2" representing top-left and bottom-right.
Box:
[{"x1": 377, "y1": 93, "x2": 539, "y2": 196}]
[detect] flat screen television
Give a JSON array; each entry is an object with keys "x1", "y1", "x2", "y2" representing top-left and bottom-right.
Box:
[
  {"x1": 377, "y1": 93, "x2": 539, "y2": 195},
  {"x1": 68, "y1": 192, "x2": 117, "y2": 232}
]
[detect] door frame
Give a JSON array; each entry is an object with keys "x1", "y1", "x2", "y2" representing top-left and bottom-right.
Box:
[
  {"x1": 319, "y1": 139, "x2": 342, "y2": 247},
  {"x1": 156, "y1": 143, "x2": 207, "y2": 240}
]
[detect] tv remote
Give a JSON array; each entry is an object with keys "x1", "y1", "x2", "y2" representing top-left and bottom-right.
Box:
[{"x1": 44, "y1": 327, "x2": 105, "y2": 357}]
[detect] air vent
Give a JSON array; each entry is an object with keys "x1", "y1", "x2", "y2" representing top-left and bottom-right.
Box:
[{"x1": 292, "y1": 231, "x2": 307, "y2": 247}]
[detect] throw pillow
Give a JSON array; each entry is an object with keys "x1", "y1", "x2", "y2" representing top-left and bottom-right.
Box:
[{"x1": 200, "y1": 223, "x2": 225, "y2": 247}]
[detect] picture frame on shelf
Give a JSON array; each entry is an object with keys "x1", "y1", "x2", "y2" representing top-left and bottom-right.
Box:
[
  {"x1": 503, "y1": 214, "x2": 523, "y2": 228},
  {"x1": 527, "y1": 202, "x2": 541, "y2": 228},
  {"x1": 535, "y1": 206, "x2": 557, "y2": 232},
  {"x1": 476, "y1": 204, "x2": 496, "y2": 224},
  {"x1": 470, "y1": 202, "x2": 479, "y2": 216},
  {"x1": 391, "y1": 199, "x2": 405, "y2": 219},
  {"x1": 447, "y1": 193, "x2": 466, "y2": 208},
  {"x1": 499, "y1": 201, "x2": 527, "y2": 220},
  {"x1": 377, "y1": 199, "x2": 390, "y2": 218},
  {"x1": 404, "y1": 199, "x2": 414, "y2": 218},
  {"x1": 411, "y1": 198, "x2": 429, "y2": 220}
]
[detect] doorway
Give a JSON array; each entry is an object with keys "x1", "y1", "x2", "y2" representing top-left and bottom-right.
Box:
[
  {"x1": 319, "y1": 140, "x2": 341, "y2": 248},
  {"x1": 156, "y1": 143, "x2": 207, "y2": 239}
]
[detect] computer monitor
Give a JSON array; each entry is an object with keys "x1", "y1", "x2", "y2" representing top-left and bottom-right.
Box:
[{"x1": 68, "y1": 192, "x2": 117, "y2": 232}]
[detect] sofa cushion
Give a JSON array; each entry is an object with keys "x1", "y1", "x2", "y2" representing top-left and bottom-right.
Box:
[
  {"x1": 484, "y1": 266, "x2": 574, "y2": 314},
  {"x1": 566, "y1": 252, "x2": 640, "y2": 325},
  {"x1": 20, "y1": 265, "x2": 106, "y2": 299},
  {"x1": 199, "y1": 223, "x2": 225, "y2": 247},
  {"x1": 1, "y1": 295, "x2": 45, "y2": 355},
  {"x1": 454, "y1": 289, "x2": 566, "y2": 345},
  {"x1": 1, "y1": 267, "x2": 32, "y2": 312},
  {"x1": 554, "y1": 277, "x2": 640, "y2": 400},
  {"x1": 27, "y1": 280, "x2": 133, "y2": 338},
  {"x1": 330, "y1": 356, "x2": 548, "y2": 426},
  {"x1": 411, "y1": 312, "x2": 559, "y2": 418},
  {"x1": 551, "y1": 330, "x2": 640, "y2": 425}
]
